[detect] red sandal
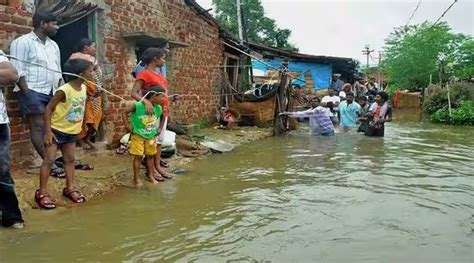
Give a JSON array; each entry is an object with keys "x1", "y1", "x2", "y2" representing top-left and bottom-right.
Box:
[
  {"x1": 62, "y1": 188, "x2": 86, "y2": 203},
  {"x1": 35, "y1": 190, "x2": 57, "y2": 210}
]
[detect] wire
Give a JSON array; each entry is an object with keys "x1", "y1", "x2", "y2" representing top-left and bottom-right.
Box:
[
  {"x1": 1, "y1": 54, "x2": 253, "y2": 103},
  {"x1": 168, "y1": 63, "x2": 254, "y2": 69},
  {"x1": 223, "y1": 42, "x2": 305, "y2": 83},
  {"x1": 405, "y1": 0, "x2": 422, "y2": 27},
  {"x1": 369, "y1": 54, "x2": 377, "y2": 63},
  {"x1": 2, "y1": 54, "x2": 294, "y2": 104},
  {"x1": 3, "y1": 54, "x2": 130, "y2": 102},
  {"x1": 434, "y1": 0, "x2": 458, "y2": 24}
]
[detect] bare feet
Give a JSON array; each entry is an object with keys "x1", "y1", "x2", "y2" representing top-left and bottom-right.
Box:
[{"x1": 134, "y1": 179, "x2": 144, "y2": 187}]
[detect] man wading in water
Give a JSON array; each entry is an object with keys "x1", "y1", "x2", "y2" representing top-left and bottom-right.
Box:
[
  {"x1": 321, "y1": 87, "x2": 340, "y2": 125},
  {"x1": 281, "y1": 97, "x2": 335, "y2": 136},
  {"x1": 338, "y1": 92, "x2": 361, "y2": 132}
]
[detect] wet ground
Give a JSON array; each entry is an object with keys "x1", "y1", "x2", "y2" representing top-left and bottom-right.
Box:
[
  {"x1": 11, "y1": 126, "x2": 272, "y2": 210},
  {"x1": 1, "y1": 111, "x2": 473, "y2": 262}
]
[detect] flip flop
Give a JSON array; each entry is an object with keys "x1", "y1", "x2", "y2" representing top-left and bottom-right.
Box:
[
  {"x1": 116, "y1": 145, "x2": 129, "y2": 154},
  {"x1": 75, "y1": 162, "x2": 94, "y2": 170},
  {"x1": 153, "y1": 174, "x2": 166, "y2": 182},
  {"x1": 160, "y1": 160, "x2": 170, "y2": 168},
  {"x1": 50, "y1": 167, "x2": 66, "y2": 179},
  {"x1": 161, "y1": 173, "x2": 173, "y2": 179}
]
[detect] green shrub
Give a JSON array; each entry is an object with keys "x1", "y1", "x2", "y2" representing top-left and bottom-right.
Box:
[
  {"x1": 429, "y1": 100, "x2": 474, "y2": 125},
  {"x1": 423, "y1": 83, "x2": 474, "y2": 115}
]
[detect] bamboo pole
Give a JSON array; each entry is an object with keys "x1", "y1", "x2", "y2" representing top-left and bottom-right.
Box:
[{"x1": 273, "y1": 60, "x2": 290, "y2": 136}]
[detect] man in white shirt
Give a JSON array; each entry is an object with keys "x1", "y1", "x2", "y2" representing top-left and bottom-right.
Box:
[
  {"x1": 10, "y1": 12, "x2": 64, "y2": 177},
  {"x1": 0, "y1": 51, "x2": 24, "y2": 229},
  {"x1": 321, "y1": 87, "x2": 341, "y2": 106},
  {"x1": 281, "y1": 97, "x2": 335, "y2": 136},
  {"x1": 321, "y1": 87, "x2": 341, "y2": 124}
]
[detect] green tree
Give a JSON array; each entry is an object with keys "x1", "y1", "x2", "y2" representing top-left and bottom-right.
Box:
[
  {"x1": 382, "y1": 22, "x2": 473, "y2": 90},
  {"x1": 212, "y1": 0, "x2": 298, "y2": 51}
]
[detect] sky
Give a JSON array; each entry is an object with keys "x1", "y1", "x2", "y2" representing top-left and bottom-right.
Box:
[{"x1": 195, "y1": 0, "x2": 474, "y2": 65}]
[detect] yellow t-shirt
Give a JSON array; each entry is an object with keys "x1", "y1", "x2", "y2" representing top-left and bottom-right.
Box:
[{"x1": 51, "y1": 83, "x2": 87, "y2": 134}]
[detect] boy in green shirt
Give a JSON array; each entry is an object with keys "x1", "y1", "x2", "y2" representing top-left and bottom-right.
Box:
[{"x1": 123, "y1": 86, "x2": 166, "y2": 187}]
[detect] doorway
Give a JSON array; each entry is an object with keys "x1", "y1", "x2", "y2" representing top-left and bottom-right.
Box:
[{"x1": 51, "y1": 15, "x2": 89, "y2": 68}]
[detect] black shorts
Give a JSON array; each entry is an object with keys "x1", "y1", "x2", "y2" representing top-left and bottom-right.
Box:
[
  {"x1": 52, "y1": 129, "x2": 78, "y2": 145},
  {"x1": 14, "y1": 90, "x2": 52, "y2": 116}
]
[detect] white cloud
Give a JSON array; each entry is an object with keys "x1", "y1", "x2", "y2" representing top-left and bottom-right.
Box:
[{"x1": 196, "y1": 0, "x2": 474, "y2": 64}]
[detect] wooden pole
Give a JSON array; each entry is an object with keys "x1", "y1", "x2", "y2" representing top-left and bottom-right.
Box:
[{"x1": 273, "y1": 60, "x2": 290, "y2": 136}]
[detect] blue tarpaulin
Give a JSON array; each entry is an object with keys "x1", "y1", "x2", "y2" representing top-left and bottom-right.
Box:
[{"x1": 252, "y1": 59, "x2": 332, "y2": 91}]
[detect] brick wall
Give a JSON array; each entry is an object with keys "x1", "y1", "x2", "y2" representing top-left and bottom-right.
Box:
[
  {"x1": 101, "y1": 0, "x2": 224, "y2": 143},
  {"x1": 0, "y1": 0, "x2": 225, "y2": 164},
  {"x1": 0, "y1": 3, "x2": 37, "y2": 166}
]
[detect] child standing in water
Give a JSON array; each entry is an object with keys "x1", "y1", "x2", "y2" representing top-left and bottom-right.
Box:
[
  {"x1": 123, "y1": 86, "x2": 166, "y2": 187},
  {"x1": 35, "y1": 59, "x2": 92, "y2": 209}
]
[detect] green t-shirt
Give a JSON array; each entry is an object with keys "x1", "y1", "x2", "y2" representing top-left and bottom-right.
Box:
[{"x1": 130, "y1": 102, "x2": 163, "y2": 139}]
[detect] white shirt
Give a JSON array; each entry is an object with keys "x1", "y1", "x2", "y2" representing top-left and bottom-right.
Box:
[
  {"x1": 0, "y1": 51, "x2": 10, "y2": 124},
  {"x1": 289, "y1": 106, "x2": 334, "y2": 135},
  {"x1": 339, "y1": 91, "x2": 347, "y2": 99},
  {"x1": 321, "y1": 95, "x2": 341, "y2": 104},
  {"x1": 10, "y1": 32, "x2": 62, "y2": 95}
]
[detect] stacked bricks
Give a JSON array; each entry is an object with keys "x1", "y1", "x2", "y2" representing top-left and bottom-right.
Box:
[
  {"x1": 102, "y1": 0, "x2": 224, "y2": 143},
  {"x1": 0, "y1": 3, "x2": 35, "y2": 166}
]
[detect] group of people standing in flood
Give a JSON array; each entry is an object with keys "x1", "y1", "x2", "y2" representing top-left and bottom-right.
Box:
[
  {"x1": 0, "y1": 12, "x2": 175, "y2": 228},
  {"x1": 282, "y1": 74, "x2": 392, "y2": 137}
]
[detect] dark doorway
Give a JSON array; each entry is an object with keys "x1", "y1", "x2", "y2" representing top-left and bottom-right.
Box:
[{"x1": 51, "y1": 16, "x2": 89, "y2": 68}]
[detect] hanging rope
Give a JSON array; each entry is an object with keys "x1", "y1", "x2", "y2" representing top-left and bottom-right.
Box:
[
  {"x1": 1, "y1": 54, "x2": 257, "y2": 102},
  {"x1": 223, "y1": 42, "x2": 306, "y2": 83}
]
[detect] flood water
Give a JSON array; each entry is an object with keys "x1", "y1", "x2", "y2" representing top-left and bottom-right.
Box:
[{"x1": 1, "y1": 112, "x2": 473, "y2": 262}]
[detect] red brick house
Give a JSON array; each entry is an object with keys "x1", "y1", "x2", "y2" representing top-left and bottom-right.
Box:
[{"x1": 0, "y1": 0, "x2": 225, "y2": 164}]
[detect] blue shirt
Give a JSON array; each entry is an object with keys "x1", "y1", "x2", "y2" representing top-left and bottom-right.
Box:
[
  {"x1": 330, "y1": 79, "x2": 344, "y2": 92},
  {"x1": 339, "y1": 101, "x2": 361, "y2": 128}
]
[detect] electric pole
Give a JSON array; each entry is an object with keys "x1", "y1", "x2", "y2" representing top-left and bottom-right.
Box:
[
  {"x1": 378, "y1": 51, "x2": 383, "y2": 88},
  {"x1": 362, "y1": 45, "x2": 374, "y2": 72},
  {"x1": 236, "y1": 0, "x2": 253, "y2": 88},
  {"x1": 236, "y1": 0, "x2": 244, "y2": 45}
]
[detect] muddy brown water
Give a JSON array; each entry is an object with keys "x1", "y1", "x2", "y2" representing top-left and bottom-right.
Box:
[{"x1": 1, "y1": 111, "x2": 473, "y2": 262}]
